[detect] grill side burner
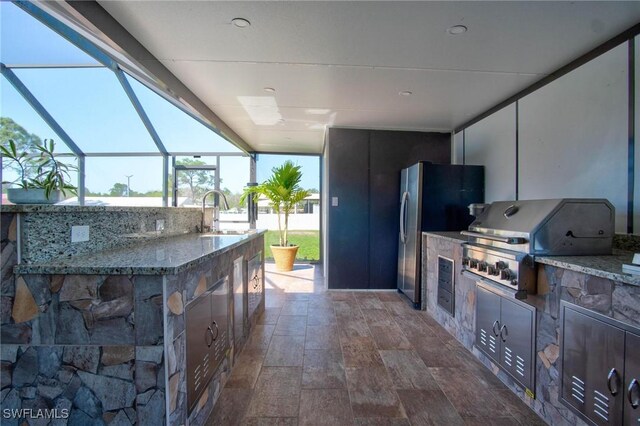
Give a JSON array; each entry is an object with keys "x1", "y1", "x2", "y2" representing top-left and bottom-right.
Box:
[{"x1": 461, "y1": 198, "x2": 614, "y2": 296}]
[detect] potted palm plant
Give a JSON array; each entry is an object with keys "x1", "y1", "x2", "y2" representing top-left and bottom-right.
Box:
[
  {"x1": 1, "y1": 139, "x2": 78, "y2": 204},
  {"x1": 241, "y1": 161, "x2": 310, "y2": 271}
]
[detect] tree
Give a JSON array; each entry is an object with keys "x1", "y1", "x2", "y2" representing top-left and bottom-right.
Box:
[
  {"x1": 0, "y1": 117, "x2": 44, "y2": 181},
  {"x1": 241, "y1": 161, "x2": 310, "y2": 246},
  {"x1": 108, "y1": 183, "x2": 129, "y2": 197},
  {"x1": 222, "y1": 187, "x2": 242, "y2": 210},
  {"x1": 173, "y1": 158, "x2": 216, "y2": 204}
]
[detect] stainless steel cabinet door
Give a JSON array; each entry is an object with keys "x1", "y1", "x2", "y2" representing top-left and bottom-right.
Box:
[
  {"x1": 186, "y1": 293, "x2": 214, "y2": 412},
  {"x1": 402, "y1": 163, "x2": 421, "y2": 303},
  {"x1": 211, "y1": 278, "x2": 229, "y2": 375},
  {"x1": 499, "y1": 297, "x2": 535, "y2": 393},
  {"x1": 397, "y1": 167, "x2": 408, "y2": 293},
  {"x1": 233, "y1": 257, "x2": 245, "y2": 349},
  {"x1": 561, "y1": 307, "x2": 625, "y2": 425},
  {"x1": 476, "y1": 285, "x2": 501, "y2": 363},
  {"x1": 625, "y1": 332, "x2": 640, "y2": 426},
  {"x1": 247, "y1": 252, "x2": 263, "y2": 319}
]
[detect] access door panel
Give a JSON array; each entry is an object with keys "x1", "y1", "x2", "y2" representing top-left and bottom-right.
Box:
[
  {"x1": 475, "y1": 285, "x2": 501, "y2": 363},
  {"x1": 500, "y1": 297, "x2": 535, "y2": 392}
]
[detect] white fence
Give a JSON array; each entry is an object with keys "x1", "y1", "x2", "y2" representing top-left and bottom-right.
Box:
[{"x1": 220, "y1": 212, "x2": 320, "y2": 231}]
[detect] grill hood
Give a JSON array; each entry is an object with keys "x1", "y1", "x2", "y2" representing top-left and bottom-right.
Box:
[{"x1": 464, "y1": 199, "x2": 614, "y2": 256}]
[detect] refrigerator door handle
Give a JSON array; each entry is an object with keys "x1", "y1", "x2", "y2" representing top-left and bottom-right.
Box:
[{"x1": 400, "y1": 191, "x2": 409, "y2": 244}]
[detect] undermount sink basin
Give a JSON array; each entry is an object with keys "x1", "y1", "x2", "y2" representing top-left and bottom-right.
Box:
[{"x1": 201, "y1": 230, "x2": 255, "y2": 237}]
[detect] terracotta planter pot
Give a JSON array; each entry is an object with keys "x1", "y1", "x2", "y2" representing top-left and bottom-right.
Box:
[{"x1": 270, "y1": 245, "x2": 298, "y2": 272}]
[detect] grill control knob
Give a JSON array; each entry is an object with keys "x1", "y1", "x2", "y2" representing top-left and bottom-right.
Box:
[
  {"x1": 500, "y1": 269, "x2": 514, "y2": 281},
  {"x1": 478, "y1": 262, "x2": 487, "y2": 272},
  {"x1": 462, "y1": 257, "x2": 470, "y2": 266},
  {"x1": 487, "y1": 265, "x2": 499, "y2": 276},
  {"x1": 469, "y1": 259, "x2": 478, "y2": 269},
  {"x1": 495, "y1": 261, "x2": 508, "y2": 270}
]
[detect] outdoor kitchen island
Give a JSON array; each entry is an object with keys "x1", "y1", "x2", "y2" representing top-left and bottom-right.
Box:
[
  {"x1": 422, "y1": 231, "x2": 640, "y2": 426},
  {"x1": 1, "y1": 214, "x2": 265, "y2": 426}
]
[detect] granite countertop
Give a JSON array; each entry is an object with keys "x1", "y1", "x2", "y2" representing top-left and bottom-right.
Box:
[
  {"x1": 423, "y1": 231, "x2": 468, "y2": 243},
  {"x1": 536, "y1": 250, "x2": 640, "y2": 287},
  {"x1": 2, "y1": 204, "x2": 201, "y2": 213},
  {"x1": 14, "y1": 230, "x2": 266, "y2": 275}
]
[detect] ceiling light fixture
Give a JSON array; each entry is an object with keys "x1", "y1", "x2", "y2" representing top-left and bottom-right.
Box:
[
  {"x1": 399, "y1": 91, "x2": 413, "y2": 97},
  {"x1": 263, "y1": 87, "x2": 276, "y2": 93},
  {"x1": 231, "y1": 18, "x2": 251, "y2": 28},
  {"x1": 446, "y1": 25, "x2": 467, "y2": 35}
]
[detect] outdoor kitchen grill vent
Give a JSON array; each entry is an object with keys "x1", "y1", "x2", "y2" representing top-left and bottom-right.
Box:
[
  {"x1": 462, "y1": 198, "x2": 614, "y2": 297},
  {"x1": 464, "y1": 199, "x2": 614, "y2": 256}
]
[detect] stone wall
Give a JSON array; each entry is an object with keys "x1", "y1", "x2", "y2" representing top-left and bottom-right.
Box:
[
  {"x1": 0, "y1": 272, "x2": 165, "y2": 426},
  {"x1": 422, "y1": 233, "x2": 640, "y2": 426},
  {"x1": 0, "y1": 232, "x2": 265, "y2": 426},
  {"x1": 165, "y1": 235, "x2": 264, "y2": 426}
]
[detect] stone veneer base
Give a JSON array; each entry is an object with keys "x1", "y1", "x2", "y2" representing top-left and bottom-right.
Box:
[
  {"x1": 1, "y1": 208, "x2": 264, "y2": 426},
  {"x1": 422, "y1": 233, "x2": 640, "y2": 426}
]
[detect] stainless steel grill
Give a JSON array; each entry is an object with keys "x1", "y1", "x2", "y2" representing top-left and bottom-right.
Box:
[{"x1": 461, "y1": 199, "x2": 614, "y2": 297}]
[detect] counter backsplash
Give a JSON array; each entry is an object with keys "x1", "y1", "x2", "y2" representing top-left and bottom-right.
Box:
[{"x1": 1, "y1": 206, "x2": 213, "y2": 264}]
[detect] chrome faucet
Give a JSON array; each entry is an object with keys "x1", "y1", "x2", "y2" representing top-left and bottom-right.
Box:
[{"x1": 201, "y1": 189, "x2": 230, "y2": 233}]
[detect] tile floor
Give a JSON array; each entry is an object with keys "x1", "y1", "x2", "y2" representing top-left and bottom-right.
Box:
[{"x1": 207, "y1": 263, "x2": 546, "y2": 425}]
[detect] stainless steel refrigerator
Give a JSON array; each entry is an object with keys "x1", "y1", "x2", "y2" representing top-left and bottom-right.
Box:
[{"x1": 397, "y1": 162, "x2": 484, "y2": 308}]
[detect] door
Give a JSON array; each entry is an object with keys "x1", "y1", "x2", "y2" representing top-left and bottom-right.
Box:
[
  {"x1": 211, "y1": 278, "x2": 229, "y2": 375},
  {"x1": 624, "y1": 332, "x2": 640, "y2": 426},
  {"x1": 399, "y1": 163, "x2": 421, "y2": 303},
  {"x1": 397, "y1": 167, "x2": 409, "y2": 292},
  {"x1": 561, "y1": 307, "x2": 625, "y2": 425},
  {"x1": 500, "y1": 298, "x2": 535, "y2": 392},
  {"x1": 233, "y1": 257, "x2": 245, "y2": 350},
  {"x1": 475, "y1": 285, "x2": 501, "y2": 363},
  {"x1": 247, "y1": 252, "x2": 263, "y2": 319},
  {"x1": 186, "y1": 293, "x2": 214, "y2": 412}
]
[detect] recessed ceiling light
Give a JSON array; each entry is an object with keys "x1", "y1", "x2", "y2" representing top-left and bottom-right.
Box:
[
  {"x1": 231, "y1": 18, "x2": 251, "y2": 28},
  {"x1": 263, "y1": 87, "x2": 276, "y2": 93},
  {"x1": 447, "y1": 25, "x2": 467, "y2": 35},
  {"x1": 399, "y1": 91, "x2": 413, "y2": 97}
]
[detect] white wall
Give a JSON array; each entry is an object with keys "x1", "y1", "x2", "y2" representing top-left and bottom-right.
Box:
[
  {"x1": 465, "y1": 104, "x2": 517, "y2": 202},
  {"x1": 457, "y1": 41, "x2": 635, "y2": 233},
  {"x1": 453, "y1": 131, "x2": 464, "y2": 165},
  {"x1": 519, "y1": 44, "x2": 628, "y2": 232}
]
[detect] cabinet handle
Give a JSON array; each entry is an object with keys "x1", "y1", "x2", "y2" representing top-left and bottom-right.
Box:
[
  {"x1": 492, "y1": 320, "x2": 501, "y2": 336},
  {"x1": 628, "y1": 378, "x2": 640, "y2": 409},
  {"x1": 205, "y1": 326, "x2": 214, "y2": 348},
  {"x1": 499, "y1": 324, "x2": 508, "y2": 342},
  {"x1": 607, "y1": 368, "x2": 620, "y2": 396},
  {"x1": 211, "y1": 321, "x2": 219, "y2": 342}
]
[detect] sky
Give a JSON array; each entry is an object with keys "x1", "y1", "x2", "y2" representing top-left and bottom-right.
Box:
[{"x1": 0, "y1": 2, "x2": 319, "y2": 194}]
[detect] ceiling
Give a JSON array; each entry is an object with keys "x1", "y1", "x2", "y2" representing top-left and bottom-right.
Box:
[{"x1": 96, "y1": 1, "x2": 640, "y2": 154}]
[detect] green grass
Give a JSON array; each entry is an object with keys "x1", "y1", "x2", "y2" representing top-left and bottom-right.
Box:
[{"x1": 265, "y1": 230, "x2": 320, "y2": 261}]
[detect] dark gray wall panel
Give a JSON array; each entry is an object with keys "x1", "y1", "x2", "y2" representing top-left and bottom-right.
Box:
[
  {"x1": 368, "y1": 131, "x2": 450, "y2": 289},
  {"x1": 635, "y1": 37, "x2": 640, "y2": 233},
  {"x1": 327, "y1": 128, "x2": 370, "y2": 289}
]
